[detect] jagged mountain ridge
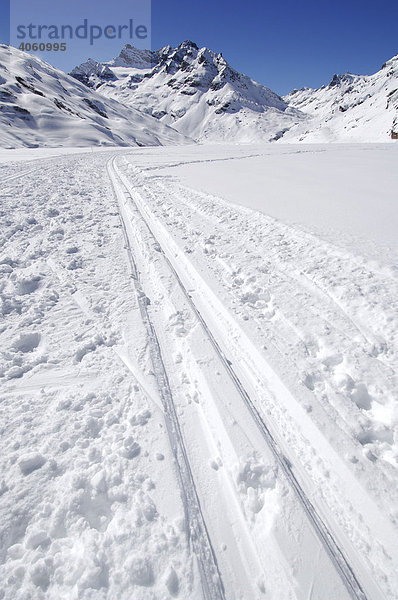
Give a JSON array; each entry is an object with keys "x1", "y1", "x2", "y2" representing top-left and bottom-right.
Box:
[
  {"x1": 0, "y1": 45, "x2": 190, "y2": 148},
  {"x1": 1, "y1": 42, "x2": 396, "y2": 147},
  {"x1": 71, "y1": 46, "x2": 163, "y2": 89},
  {"x1": 71, "y1": 43, "x2": 398, "y2": 143},
  {"x1": 282, "y1": 55, "x2": 398, "y2": 142},
  {"x1": 71, "y1": 41, "x2": 305, "y2": 143}
]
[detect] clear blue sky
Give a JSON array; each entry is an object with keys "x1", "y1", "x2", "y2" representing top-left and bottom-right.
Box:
[{"x1": 1, "y1": 0, "x2": 397, "y2": 94}]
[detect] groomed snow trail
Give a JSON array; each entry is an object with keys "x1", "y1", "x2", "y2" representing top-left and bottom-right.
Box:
[
  {"x1": 107, "y1": 158, "x2": 226, "y2": 600},
  {"x1": 113, "y1": 148, "x2": 398, "y2": 600},
  {"x1": 2, "y1": 169, "x2": 38, "y2": 185},
  {"x1": 108, "y1": 155, "x2": 389, "y2": 600},
  {"x1": 1, "y1": 146, "x2": 397, "y2": 600}
]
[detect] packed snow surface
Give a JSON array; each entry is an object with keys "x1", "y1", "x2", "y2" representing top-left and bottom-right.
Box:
[
  {"x1": 0, "y1": 144, "x2": 398, "y2": 600},
  {"x1": 146, "y1": 143, "x2": 398, "y2": 264}
]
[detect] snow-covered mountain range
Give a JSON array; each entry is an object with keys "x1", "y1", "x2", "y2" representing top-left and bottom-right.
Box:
[
  {"x1": 0, "y1": 45, "x2": 189, "y2": 148},
  {"x1": 0, "y1": 41, "x2": 397, "y2": 148},
  {"x1": 282, "y1": 54, "x2": 398, "y2": 142},
  {"x1": 71, "y1": 42, "x2": 398, "y2": 143},
  {"x1": 71, "y1": 41, "x2": 304, "y2": 143}
]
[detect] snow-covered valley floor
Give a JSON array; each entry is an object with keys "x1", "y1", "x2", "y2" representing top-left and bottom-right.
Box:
[{"x1": 0, "y1": 144, "x2": 397, "y2": 600}]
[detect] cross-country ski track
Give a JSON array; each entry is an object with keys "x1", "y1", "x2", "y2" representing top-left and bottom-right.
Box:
[
  {"x1": 107, "y1": 153, "x2": 393, "y2": 600},
  {"x1": 1, "y1": 145, "x2": 397, "y2": 600}
]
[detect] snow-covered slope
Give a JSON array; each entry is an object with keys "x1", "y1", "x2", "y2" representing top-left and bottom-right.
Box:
[
  {"x1": 0, "y1": 45, "x2": 190, "y2": 148},
  {"x1": 3, "y1": 41, "x2": 397, "y2": 147},
  {"x1": 71, "y1": 41, "x2": 304, "y2": 143},
  {"x1": 282, "y1": 55, "x2": 398, "y2": 142},
  {"x1": 71, "y1": 46, "x2": 162, "y2": 89}
]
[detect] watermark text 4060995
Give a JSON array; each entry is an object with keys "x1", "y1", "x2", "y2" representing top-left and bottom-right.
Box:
[{"x1": 18, "y1": 42, "x2": 67, "y2": 52}]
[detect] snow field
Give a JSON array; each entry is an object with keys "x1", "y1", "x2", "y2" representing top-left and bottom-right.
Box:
[
  {"x1": 119, "y1": 146, "x2": 398, "y2": 599},
  {"x1": 110, "y1": 157, "x2": 355, "y2": 599},
  {"x1": 0, "y1": 154, "x2": 195, "y2": 599},
  {"x1": 129, "y1": 143, "x2": 398, "y2": 265},
  {"x1": 1, "y1": 144, "x2": 397, "y2": 599}
]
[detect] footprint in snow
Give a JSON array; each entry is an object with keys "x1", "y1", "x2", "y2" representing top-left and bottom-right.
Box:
[
  {"x1": 121, "y1": 436, "x2": 141, "y2": 459},
  {"x1": 130, "y1": 409, "x2": 151, "y2": 427},
  {"x1": 18, "y1": 453, "x2": 46, "y2": 476},
  {"x1": 12, "y1": 332, "x2": 41, "y2": 353},
  {"x1": 350, "y1": 382, "x2": 372, "y2": 411},
  {"x1": 125, "y1": 556, "x2": 154, "y2": 587},
  {"x1": 165, "y1": 567, "x2": 179, "y2": 597},
  {"x1": 15, "y1": 276, "x2": 41, "y2": 296}
]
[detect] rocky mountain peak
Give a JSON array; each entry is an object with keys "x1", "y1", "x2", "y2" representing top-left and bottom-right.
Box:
[
  {"x1": 108, "y1": 44, "x2": 160, "y2": 69},
  {"x1": 69, "y1": 41, "x2": 304, "y2": 141},
  {"x1": 70, "y1": 59, "x2": 116, "y2": 88}
]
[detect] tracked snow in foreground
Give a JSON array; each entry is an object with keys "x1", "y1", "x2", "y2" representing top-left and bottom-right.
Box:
[{"x1": 0, "y1": 145, "x2": 397, "y2": 600}]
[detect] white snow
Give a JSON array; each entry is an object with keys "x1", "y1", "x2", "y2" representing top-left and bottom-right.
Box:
[
  {"x1": 71, "y1": 41, "x2": 304, "y2": 143},
  {"x1": 70, "y1": 43, "x2": 398, "y2": 144},
  {"x1": 0, "y1": 45, "x2": 190, "y2": 148},
  {"x1": 0, "y1": 151, "x2": 194, "y2": 599},
  {"x1": 282, "y1": 55, "x2": 398, "y2": 142},
  {"x1": 137, "y1": 143, "x2": 398, "y2": 265},
  {"x1": 1, "y1": 143, "x2": 398, "y2": 599}
]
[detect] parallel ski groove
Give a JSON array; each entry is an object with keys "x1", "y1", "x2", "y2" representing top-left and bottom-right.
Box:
[
  {"x1": 114, "y1": 157, "x2": 372, "y2": 600},
  {"x1": 107, "y1": 157, "x2": 226, "y2": 600},
  {"x1": 2, "y1": 168, "x2": 38, "y2": 185}
]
